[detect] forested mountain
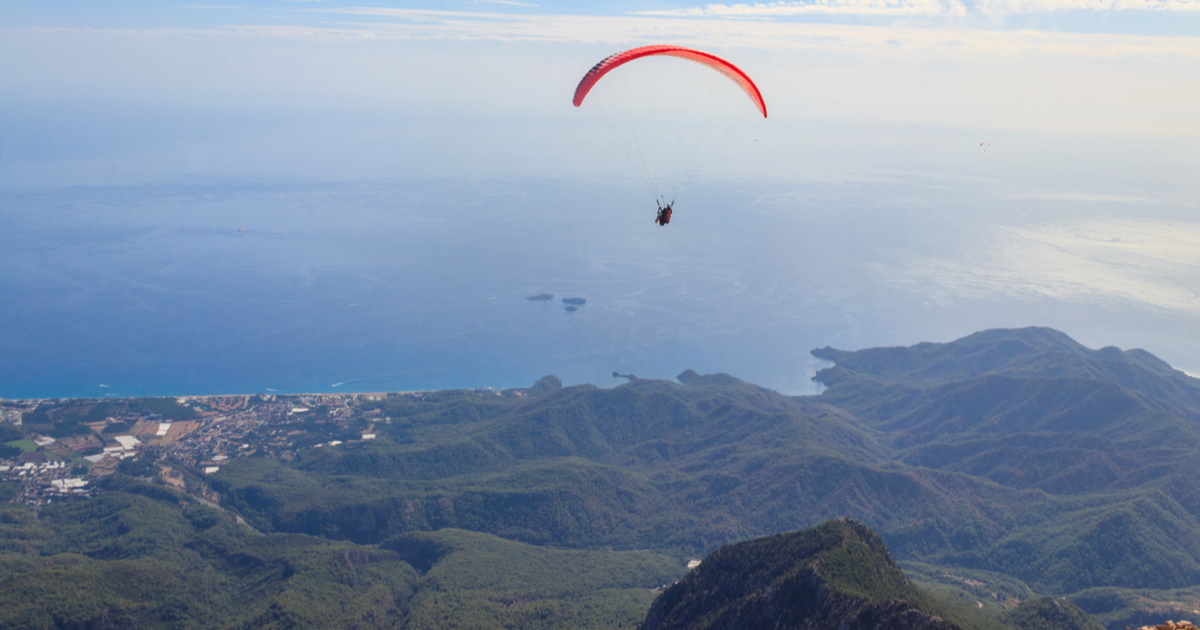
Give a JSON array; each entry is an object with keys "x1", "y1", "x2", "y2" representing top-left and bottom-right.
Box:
[
  {"x1": 3, "y1": 327, "x2": 1200, "y2": 628},
  {"x1": 814, "y1": 328, "x2": 1200, "y2": 608},
  {"x1": 638, "y1": 518, "x2": 1106, "y2": 630},
  {"x1": 640, "y1": 519, "x2": 965, "y2": 630}
]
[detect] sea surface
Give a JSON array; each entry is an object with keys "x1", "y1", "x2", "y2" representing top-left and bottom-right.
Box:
[{"x1": 3, "y1": 176, "x2": 1198, "y2": 399}]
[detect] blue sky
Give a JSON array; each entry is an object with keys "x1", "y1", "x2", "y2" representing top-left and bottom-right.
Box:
[{"x1": 4, "y1": 1, "x2": 1199, "y2": 32}]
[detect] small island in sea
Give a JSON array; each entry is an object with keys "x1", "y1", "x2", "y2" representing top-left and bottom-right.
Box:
[
  {"x1": 526, "y1": 293, "x2": 554, "y2": 302},
  {"x1": 562, "y1": 297, "x2": 586, "y2": 306}
]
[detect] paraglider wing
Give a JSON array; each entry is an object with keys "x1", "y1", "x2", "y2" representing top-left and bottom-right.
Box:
[
  {"x1": 573, "y1": 45, "x2": 767, "y2": 118},
  {"x1": 572, "y1": 45, "x2": 768, "y2": 212}
]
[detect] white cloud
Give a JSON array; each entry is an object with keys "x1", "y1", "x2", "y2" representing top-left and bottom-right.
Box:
[
  {"x1": 19, "y1": 6, "x2": 1194, "y2": 64},
  {"x1": 636, "y1": 0, "x2": 1200, "y2": 16},
  {"x1": 1008, "y1": 190, "x2": 1153, "y2": 203},
  {"x1": 975, "y1": 0, "x2": 1200, "y2": 12},
  {"x1": 270, "y1": 7, "x2": 1200, "y2": 62},
  {"x1": 636, "y1": 0, "x2": 968, "y2": 17}
]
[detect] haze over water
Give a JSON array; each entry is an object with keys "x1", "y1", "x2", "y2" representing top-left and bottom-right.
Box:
[{"x1": 5, "y1": 170, "x2": 1197, "y2": 399}]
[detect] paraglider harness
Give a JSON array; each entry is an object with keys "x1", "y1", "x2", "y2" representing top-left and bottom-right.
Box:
[{"x1": 655, "y1": 200, "x2": 673, "y2": 226}]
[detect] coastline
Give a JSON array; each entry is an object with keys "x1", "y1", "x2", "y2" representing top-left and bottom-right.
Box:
[{"x1": 0, "y1": 380, "x2": 529, "y2": 403}]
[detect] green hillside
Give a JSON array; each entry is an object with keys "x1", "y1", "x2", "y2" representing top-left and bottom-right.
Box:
[
  {"x1": 0, "y1": 477, "x2": 683, "y2": 629},
  {"x1": 640, "y1": 519, "x2": 968, "y2": 630}
]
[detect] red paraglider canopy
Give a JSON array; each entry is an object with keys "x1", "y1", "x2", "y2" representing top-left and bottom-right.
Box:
[{"x1": 573, "y1": 45, "x2": 767, "y2": 118}]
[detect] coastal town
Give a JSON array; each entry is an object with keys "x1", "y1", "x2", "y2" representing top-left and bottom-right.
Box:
[{"x1": 0, "y1": 390, "x2": 519, "y2": 507}]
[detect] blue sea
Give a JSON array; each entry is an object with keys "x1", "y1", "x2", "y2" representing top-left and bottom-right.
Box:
[{"x1": 3, "y1": 177, "x2": 1197, "y2": 399}]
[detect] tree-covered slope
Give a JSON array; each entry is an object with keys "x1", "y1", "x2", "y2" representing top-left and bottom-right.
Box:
[
  {"x1": 0, "y1": 477, "x2": 421, "y2": 629},
  {"x1": 383, "y1": 528, "x2": 679, "y2": 630},
  {"x1": 1002, "y1": 597, "x2": 1106, "y2": 630},
  {"x1": 808, "y1": 327, "x2": 1200, "y2": 625},
  {"x1": 0, "y1": 477, "x2": 687, "y2": 629},
  {"x1": 640, "y1": 519, "x2": 970, "y2": 630},
  {"x1": 208, "y1": 373, "x2": 1033, "y2": 562}
]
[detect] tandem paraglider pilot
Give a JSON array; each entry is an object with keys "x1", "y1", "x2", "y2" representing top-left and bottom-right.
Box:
[{"x1": 655, "y1": 201, "x2": 673, "y2": 226}]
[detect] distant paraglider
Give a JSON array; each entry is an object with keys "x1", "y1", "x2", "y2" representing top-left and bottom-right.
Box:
[
  {"x1": 573, "y1": 45, "x2": 767, "y2": 225},
  {"x1": 979, "y1": 141, "x2": 991, "y2": 152}
]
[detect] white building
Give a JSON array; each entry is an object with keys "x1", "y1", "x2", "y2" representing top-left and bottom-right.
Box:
[
  {"x1": 114, "y1": 435, "x2": 142, "y2": 450},
  {"x1": 51, "y1": 478, "x2": 88, "y2": 492}
]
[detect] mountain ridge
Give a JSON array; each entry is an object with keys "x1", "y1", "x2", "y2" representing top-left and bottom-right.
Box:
[{"x1": 812, "y1": 326, "x2": 1200, "y2": 412}]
